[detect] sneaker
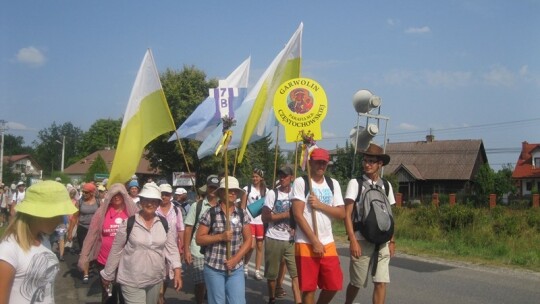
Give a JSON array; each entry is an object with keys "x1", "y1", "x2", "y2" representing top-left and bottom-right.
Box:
[
  {"x1": 59, "y1": 256, "x2": 64, "y2": 262},
  {"x1": 254, "y1": 270, "x2": 263, "y2": 281},
  {"x1": 244, "y1": 267, "x2": 248, "y2": 278},
  {"x1": 275, "y1": 286, "x2": 287, "y2": 298},
  {"x1": 82, "y1": 275, "x2": 89, "y2": 284}
]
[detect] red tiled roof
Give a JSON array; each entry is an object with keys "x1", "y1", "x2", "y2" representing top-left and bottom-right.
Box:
[
  {"x1": 512, "y1": 141, "x2": 540, "y2": 179},
  {"x1": 63, "y1": 149, "x2": 158, "y2": 175}
]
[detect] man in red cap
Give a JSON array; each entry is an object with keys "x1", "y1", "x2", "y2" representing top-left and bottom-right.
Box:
[
  {"x1": 291, "y1": 148, "x2": 345, "y2": 304},
  {"x1": 344, "y1": 143, "x2": 396, "y2": 304}
]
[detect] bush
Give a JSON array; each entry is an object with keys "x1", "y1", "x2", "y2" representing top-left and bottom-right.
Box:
[{"x1": 439, "y1": 205, "x2": 476, "y2": 231}]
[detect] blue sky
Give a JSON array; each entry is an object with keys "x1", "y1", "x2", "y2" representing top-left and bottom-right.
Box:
[{"x1": 1, "y1": 1, "x2": 539, "y2": 170}]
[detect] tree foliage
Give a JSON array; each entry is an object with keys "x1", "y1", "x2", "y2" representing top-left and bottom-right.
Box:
[
  {"x1": 78, "y1": 118, "x2": 121, "y2": 157},
  {"x1": 146, "y1": 66, "x2": 220, "y2": 186},
  {"x1": 85, "y1": 154, "x2": 109, "y2": 182},
  {"x1": 473, "y1": 163, "x2": 516, "y2": 205},
  {"x1": 33, "y1": 122, "x2": 84, "y2": 176},
  {"x1": 3, "y1": 134, "x2": 33, "y2": 155}
]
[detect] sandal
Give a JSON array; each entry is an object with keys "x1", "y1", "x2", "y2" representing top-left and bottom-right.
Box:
[
  {"x1": 82, "y1": 275, "x2": 89, "y2": 284},
  {"x1": 275, "y1": 286, "x2": 286, "y2": 298}
]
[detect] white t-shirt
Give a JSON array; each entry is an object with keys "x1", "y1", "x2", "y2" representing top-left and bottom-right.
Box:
[
  {"x1": 344, "y1": 175, "x2": 396, "y2": 240},
  {"x1": 243, "y1": 185, "x2": 269, "y2": 225},
  {"x1": 291, "y1": 176, "x2": 344, "y2": 245},
  {"x1": 0, "y1": 235, "x2": 59, "y2": 303},
  {"x1": 264, "y1": 189, "x2": 293, "y2": 241},
  {"x1": 11, "y1": 190, "x2": 25, "y2": 205}
]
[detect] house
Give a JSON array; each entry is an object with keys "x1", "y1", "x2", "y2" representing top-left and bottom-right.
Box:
[
  {"x1": 384, "y1": 136, "x2": 488, "y2": 201},
  {"x1": 3, "y1": 154, "x2": 42, "y2": 181},
  {"x1": 511, "y1": 141, "x2": 540, "y2": 196},
  {"x1": 63, "y1": 149, "x2": 161, "y2": 184}
]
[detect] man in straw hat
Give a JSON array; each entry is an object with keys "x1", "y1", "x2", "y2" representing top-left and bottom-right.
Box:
[
  {"x1": 0, "y1": 180, "x2": 77, "y2": 303},
  {"x1": 196, "y1": 176, "x2": 252, "y2": 304},
  {"x1": 291, "y1": 148, "x2": 346, "y2": 304},
  {"x1": 344, "y1": 143, "x2": 396, "y2": 304}
]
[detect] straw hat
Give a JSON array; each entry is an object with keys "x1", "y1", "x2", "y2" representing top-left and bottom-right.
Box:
[
  {"x1": 216, "y1": 176, "x2": 245, "y2": 196},
  {"x1": 159, "y1": 183, "x2": 173, "y2": 194},
  {"x1": 16, "y1": 181, "x2": 78, "y2": 218}
]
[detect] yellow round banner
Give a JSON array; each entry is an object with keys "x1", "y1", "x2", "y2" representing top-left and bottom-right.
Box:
[{"x1": 273, "y1": 77, "x2": 328, "y2": 142}]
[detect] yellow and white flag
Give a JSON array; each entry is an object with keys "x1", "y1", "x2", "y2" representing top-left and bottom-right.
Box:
[
  {"x1": 236, "y1": 23, "x2": 303, "y2": 162},
  {"x1": 109, "y1": 49, "x2": 176, "y2": 185}
]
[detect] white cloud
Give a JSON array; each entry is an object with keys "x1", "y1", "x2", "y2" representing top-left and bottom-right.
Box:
[
  {"x1": 424, "y1": 70, "x2": 472, "y2": 87},
  {"x1": 519, "y1": 65, "x2": 528, "y2": 77},
  {"x1": 323, "y1": 131, "x2": 337, "y2": 138},
  {"x1": 6, "y1": 121, "x2": 34, "y2": 131},
  {"x1": 387, "y1": 19, "x2": 395, "y2": 26},
  {"x1": 482, "y1": 65, "x2": 515, "y2": 86},
  {"x1": 398, "y1": 123, "x2": 419, "y2": 131},
  {"x1": 405, "y1": 26, "x2": 431, "y2": 34},
  {"x1": 15, "y1": 46, "x2": 46, "y2": 67}
]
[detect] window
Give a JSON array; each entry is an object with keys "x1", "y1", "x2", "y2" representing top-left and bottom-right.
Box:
[
  {"x1": 535, "y1": 158, "x2": 540, "y2": 168},
  {"x1": 526, "y1": 182, "x2": 532, "y2": 191}
]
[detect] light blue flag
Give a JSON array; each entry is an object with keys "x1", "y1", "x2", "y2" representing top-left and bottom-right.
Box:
[
  {"x1": 168, "y1": 57, "x2": 250, "y2": 142},
  {"x1": 197, "y1": 63, "x2": 279, "y2": 159}
]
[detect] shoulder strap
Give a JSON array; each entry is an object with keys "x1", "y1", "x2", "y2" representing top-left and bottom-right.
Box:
[
  {"x1": 303, "y1": 175, "x2": 334, "y2": 197},
  {"x1": 302, "y1": 175, "x2": 310, "y2": 197},
  {"x1": 382, "y1": 178, "x2": 390, "y2": 196},
  {"x1": 125, "y1": 215, "x2": 136, "y2": 245},
  {"x1": 190, "y1": 200, "x2": 204, "y2": 241},
  {"x1": 173, "y1": 206, "x2": 179, "y2": 216},
  {"x1": 247, "y1": 184, "x2": 251, "y2": 196},
  {"x1": 273, "y1": 188, "x2": 278, "y2": 205},
  {"x1": 324, "y1": 175, "x2": 334, "y2": 194},
  {"x1": 208, "y1": 206, "x2": 217, "y2": 234},
  {"x1": 157, "y1": 214, "x2": 169, "y2": 233}
]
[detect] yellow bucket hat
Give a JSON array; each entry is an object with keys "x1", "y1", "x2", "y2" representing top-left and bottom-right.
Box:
[{"x1": 16, "y1": 180, "x2": 78, "y2": 218}]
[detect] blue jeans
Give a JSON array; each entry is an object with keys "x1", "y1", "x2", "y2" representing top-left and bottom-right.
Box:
[{"x1": 203, "y1": 265, "x2": 245, "y2": 304}]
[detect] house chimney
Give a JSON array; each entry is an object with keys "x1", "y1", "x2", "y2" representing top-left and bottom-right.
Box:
[{"x1": 426, "y1": 128, "x2": 435, "y2": 142}]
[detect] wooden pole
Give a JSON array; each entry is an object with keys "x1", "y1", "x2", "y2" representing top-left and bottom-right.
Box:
[
  {"x1": 272, "y1": 125, "x2": 280, "y2": 187},
  {"x1": 173, "y1": 131, "x2": 196, "y2": 193},
  {"x1": 304, "y1": 145, "x2": 318, "y2": 237}
]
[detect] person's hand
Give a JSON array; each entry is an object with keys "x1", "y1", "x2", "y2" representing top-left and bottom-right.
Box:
[
  {"x1": 308, "y1": 194, "x2": 324, "y2": 211},
  {"x1": 312, "y1": 239, "x2": 325, "y2": 256},
  {"x1": 101, "y1": 277, "x2": 111, "y2": 289},
  {"x1": 67, "y1": 235, "x2": 72, "y2": 242},
  {"x1": 221, "y1": 230, "x2": 233, "y2": 242},
  {"x1": 173, "y1": 273, "x2": 183, "y2": 292},
  {"x1": 224, "y1": 256, "x2": 240, "y2": 270},
  {"x1": 350, "y1": 240, "x2": 361, "y2": 258},
  {"x1": 184, "y1": 250, "x2": 192, "y2": 265}
]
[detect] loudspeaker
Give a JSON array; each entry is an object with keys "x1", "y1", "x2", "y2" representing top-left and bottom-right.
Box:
[
  {"x1": 350, "y1": 124, "x2": 379, "y2": 151},
  {"x1": 352, "y1": 89, "x2": 382, "y2": 114}
]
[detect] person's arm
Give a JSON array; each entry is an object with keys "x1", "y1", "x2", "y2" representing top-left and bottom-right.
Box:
[
  {"x1": 261, "y1": 206, "x2": 289, "y2": 223},
  {"x1": 195, "y1": 223, "x2": 231, "y2": 247},
  {"x1": 183, "y1": 225, "x2": 194, "y2": 265},
  {"x1": 292, "y1": 198, "x2": 324, "y2": 254},
  {"x1": 309, "y1": 194, "x2": 345, "y2": 219},
  {"x1": 0, "y1": 261, "x2": 15, "y2": 304},
  {"x1": 66, "y1": 212, "x2": 79, "y2": 242},
  {"x1": 100, "y1": 220, "x2": 128, "y2": 282},
  {"x1": 344, "y1": 198, "x2": 361, "y2": 258},
  {"x1": 225, "y1": 223, "x2": 253, "y2": 270}
]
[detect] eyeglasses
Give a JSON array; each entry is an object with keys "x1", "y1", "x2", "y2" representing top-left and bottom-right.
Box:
[
  {"x1": 362, "y1": 159, "x2": 380, "y2": 165},
  {"x1": 161, "y1": 192, "x2": 172, "y2": 197}
]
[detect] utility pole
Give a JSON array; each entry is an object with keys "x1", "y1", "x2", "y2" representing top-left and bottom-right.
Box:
[
  {"x1": 0, "y1": 120, "x2": 7, "y2": 183},
  {"x1": 56, "y1": 136, "x2": 65, "y2": 172}
]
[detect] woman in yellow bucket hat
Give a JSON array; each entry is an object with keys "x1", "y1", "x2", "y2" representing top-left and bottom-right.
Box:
[{"x1": 0, "y1": 180, "x2": 77, "y2": 304}]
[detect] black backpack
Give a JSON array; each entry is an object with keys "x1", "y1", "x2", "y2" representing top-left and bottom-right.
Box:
[
  {"x1": 290, "y1": 175, "x2": 335, "y2": 229},
  {"x1": 199, "y1": 205, "x2": 245, "y2": 255},
  {"x1": 352, "y1": 177, "x2": 394, "y2": 275},
  {"x1": 125, "y1": 214, "x2": 169, "y2": 245}
]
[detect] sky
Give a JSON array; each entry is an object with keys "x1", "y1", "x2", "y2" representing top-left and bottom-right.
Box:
[{"x1": 1, "y1": 0, "x2": 539, "y2": 171}]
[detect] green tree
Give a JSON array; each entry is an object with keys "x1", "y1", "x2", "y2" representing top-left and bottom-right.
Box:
[
  {"x1": 146, "y1": 66, "x2": 220, "y2": 186},
  {"x1": 329, "y1": 142, "x2": 363, "y2": 186},
  {"x1": 2, "y1": 134, "x2": 33, "y2": 155},
  {"x1": 494, "y1": 164, "x2": 517, "y2": 197},
  {"x1": 85, "y1": 154, "x2": 109, "y2": 182},
  {"x1": 33, "y1": 122, "x2": 84, "y2": 176},
  {"x1": 473, "y1": 163, "x2": 496, "y2": 206},
  {"x1": 78, "y1": 118, "x2": 122, "y2": 157}
]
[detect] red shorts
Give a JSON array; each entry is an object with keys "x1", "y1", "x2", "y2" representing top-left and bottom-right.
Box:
[
  {"x1": 295, "y1": 242, "x2": 343, "y2": 292},
  {"x1": 249, "y1": 224, "x2": 265, "y2": 240}
]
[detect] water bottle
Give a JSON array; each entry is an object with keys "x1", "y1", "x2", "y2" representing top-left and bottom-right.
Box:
[{"x1": 106, "y1": 283, "x2": 112, "y2": 297}]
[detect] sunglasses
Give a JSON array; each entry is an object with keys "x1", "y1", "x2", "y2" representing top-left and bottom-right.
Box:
[{"x1": 362, "y1": 158, "x2": 380, "y2": 164}]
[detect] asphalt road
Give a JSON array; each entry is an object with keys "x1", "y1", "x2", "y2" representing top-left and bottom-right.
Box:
[{"x1": 55, "y1": 244, "x2": 540, "y2": 303}]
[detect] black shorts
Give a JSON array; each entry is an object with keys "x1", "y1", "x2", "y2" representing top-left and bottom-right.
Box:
[{"x1": 0, "y1": 207, "x2": 8, "y2": 216}]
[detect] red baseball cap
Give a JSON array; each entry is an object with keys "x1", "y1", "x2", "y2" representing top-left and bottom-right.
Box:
[{"x1": 310, "y1": 148, "x2": 330, "y2": 162}]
